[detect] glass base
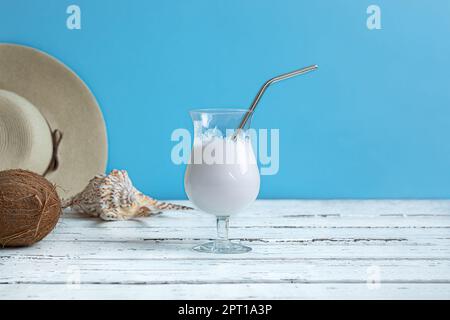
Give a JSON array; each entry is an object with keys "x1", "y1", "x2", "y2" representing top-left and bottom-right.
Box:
[{"x1": 193, "y1": 240, "x2": 252, "y2": 254}]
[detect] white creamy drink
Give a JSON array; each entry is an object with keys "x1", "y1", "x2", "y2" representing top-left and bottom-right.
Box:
[{"x1": 185, "y1": 135, "x2": 260, "y2": 216}]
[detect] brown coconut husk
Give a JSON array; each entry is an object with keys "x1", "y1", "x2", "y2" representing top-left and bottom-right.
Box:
[{"x1": 0, "y1": 169, "x2": 61, "y2": 247}]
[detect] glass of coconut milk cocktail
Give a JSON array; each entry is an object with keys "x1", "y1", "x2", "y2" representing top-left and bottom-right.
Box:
[
  {"x1": 185, "y1": 109, "x2": 259, "y2": 254},
  {"x1": 184, "y1": 65, "x2": 318, "y2": 253}
]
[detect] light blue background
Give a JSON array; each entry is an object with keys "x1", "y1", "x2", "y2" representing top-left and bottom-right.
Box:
[{"x1": 1, "y1": 0, "x2": 450, "y2": 199}]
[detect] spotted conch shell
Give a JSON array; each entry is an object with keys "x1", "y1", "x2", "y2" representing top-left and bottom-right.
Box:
[{"x1": 62, "y1": 169, "x2": 192, "y2": 220}]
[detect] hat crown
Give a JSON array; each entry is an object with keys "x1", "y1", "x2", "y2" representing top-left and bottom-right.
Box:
[{"x1": 0, "y1": 89, "x2": 53, "y2": 174}]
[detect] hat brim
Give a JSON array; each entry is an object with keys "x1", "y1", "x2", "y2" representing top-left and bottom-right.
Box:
[{"x1": 0, "y1": 43, "x2": 108, "y2": 199}]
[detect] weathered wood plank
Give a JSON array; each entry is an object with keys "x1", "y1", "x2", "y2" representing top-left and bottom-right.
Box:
[
  {"x1": 38, "y1": 225, "x2": 450, "y2": 243},
  {"x1": 2, "y1": 200, "x2": 450, "y2": 299},
  {"x1": 63, "y1": 199, "x2": 450, "y2": 219},
  {"x1": 2, "y1": 257, "x2": 450, "y2": 284},
  {"x1": 57, "y1": 213, "x2": 450, "y2": 228},
  {"x1": 2, "y1": 283, "x2": 450, "y2": 299},
  {"x1": 2, "y1": 241, "x2": 450, "y2": 260}
]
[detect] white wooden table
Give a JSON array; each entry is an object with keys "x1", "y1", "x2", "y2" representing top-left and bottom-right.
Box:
[{"x1": 1, "y1": 200, "x2": 450, "y2": 299}]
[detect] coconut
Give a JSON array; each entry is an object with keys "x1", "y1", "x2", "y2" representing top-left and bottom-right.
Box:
[{"x1": 0, "y1": 169, "x2": 61, "y2": 247}]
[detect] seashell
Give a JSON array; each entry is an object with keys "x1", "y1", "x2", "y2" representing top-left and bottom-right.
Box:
[{"x1": 62, "y1": 169, "x2": 192, "y2": 221}]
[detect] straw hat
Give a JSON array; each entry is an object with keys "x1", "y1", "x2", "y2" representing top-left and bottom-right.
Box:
[{"x1": 0, "y1": 44, "x2": 108, "y2": 198}]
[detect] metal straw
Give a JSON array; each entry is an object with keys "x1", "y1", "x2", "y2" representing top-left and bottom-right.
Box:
[{"x1": 236, "y1": 64, "x2": 318, "y2": 133}]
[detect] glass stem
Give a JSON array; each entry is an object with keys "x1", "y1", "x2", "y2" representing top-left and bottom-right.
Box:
[{"x1": 216, "y1": 216, "x2": 230, "y2": 242}]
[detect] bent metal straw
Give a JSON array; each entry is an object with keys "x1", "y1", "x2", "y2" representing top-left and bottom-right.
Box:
[{"x1": 234, "y1": 64, "x2": 318, "y2": 138}]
